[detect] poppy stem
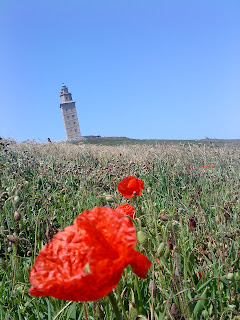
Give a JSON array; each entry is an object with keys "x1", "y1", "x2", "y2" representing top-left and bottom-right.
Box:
[
  {"x1": 134, "y1": 274, "x2": 143, "y2": 313},
  {"x1": 108, "y1": 291, "x2": 122, "y2": 320},
  {"x1": 115, "y1": 286, "x2": 129, "y2": 320}
]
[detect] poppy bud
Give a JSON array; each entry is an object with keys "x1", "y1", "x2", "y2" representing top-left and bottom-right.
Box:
[
  {"x1": 27, "y1": 250, "x2": 32, "y2": 257},
  {"x1": 189, "y1": 216, "x2": 197, "y2": 229},
  {"x1": 129, "y1": 302, "x2": 138, "y2": 319},
  {"x1": 7, "y1": 235, "x2": 20, "y2": 245},
  {"x1": 159, "y1": 215, "x2": 168, "y2": 221},
  {"x1": 137, "y1": 231, "x2": 148, "y2": 246},
  {"x1": 14, "y1": 211, "x2": 21, "y2": 221},
  {"x1": 164, "y1": 248, "x2": 170, "y2": 259},
  {"x1": 168, "y1": 237, "x2": 173, "y2": 250},
  {"x1": 234, "y1": 272, "x2": 240, "y2": 281},
  {"x1": 105, "y1": 195, "x2": 115, "y2": 202},
  {"x1": 13, "y1": 196, "x2": 21, "y2": 207},
  {"x1": 147, "y1": 187, "x2": 151, "y2": 194},
  {"x1": 157, "y1": 242, "x2": 165, "y2": 256},
  {"x1": 227, "y1": 273, "x2": 234, "y2": 280},
  {"x1": 149, "y1": 280, "x2": 157, "y2": 297},
  {"x1": 0, "y1": 192, "x2": 8, "y2": 201},
  {"x1": 170, "y1": 303, "x2": 179, "y2": 318}
]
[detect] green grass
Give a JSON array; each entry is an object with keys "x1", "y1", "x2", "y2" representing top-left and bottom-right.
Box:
[
  {"x1": 72, "y1": 136, "x2": 240, "y2": 146},
  {"x1": 0, "y1": 138, "x2": 239, "y2": 319}
]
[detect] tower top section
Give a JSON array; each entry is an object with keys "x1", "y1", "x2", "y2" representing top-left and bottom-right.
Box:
[{"x1": 60, "y1": 83, "x2": 73, "y2": 103}]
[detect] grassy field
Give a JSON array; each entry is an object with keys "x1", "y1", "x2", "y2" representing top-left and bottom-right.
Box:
[
  {"x1": 0, "y1": 138, "x2": 239, "y2": 319},
  {"x1": 78, "y1": 137, "x2": 240, "y2": 147}
]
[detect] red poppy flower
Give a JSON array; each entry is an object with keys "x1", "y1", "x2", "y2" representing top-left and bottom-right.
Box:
[
  {"x1": 198, "y1": 271, "x2": 203, "y2": 279},
  {"x1": 118, "y1": 176, "x2": 144, "y2": 198},
  {"x1": 116, "y1": 204, "x2": 136, "y2": 219},
  {"x1": 29, "y1": 207, "x2": 151, "y2": 301}
]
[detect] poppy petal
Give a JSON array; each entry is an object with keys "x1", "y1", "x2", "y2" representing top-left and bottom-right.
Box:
[
  {"x1": 116, "y1": 204, "x2": 136, "y2": 219},
  {"x1": 129, "y1": 251, "x2": 151, "y2": 278},
  {"x1": 29, "y1": 207, "x2": 150, "y2": 301}
]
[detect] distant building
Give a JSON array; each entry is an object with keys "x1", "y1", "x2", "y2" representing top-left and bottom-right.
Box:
[{"x1": 60, "y1": 83, "x2": 81, "y2": 141}]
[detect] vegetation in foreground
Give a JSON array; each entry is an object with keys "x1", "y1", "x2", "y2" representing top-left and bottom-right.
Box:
[{"x1": 0, "y1": 139, "x2": 239, "y2": 319}]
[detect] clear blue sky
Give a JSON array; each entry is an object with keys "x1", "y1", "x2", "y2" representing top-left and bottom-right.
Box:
[{"x1": 0, "y1": 0, "x2": 239, "y2": 141}]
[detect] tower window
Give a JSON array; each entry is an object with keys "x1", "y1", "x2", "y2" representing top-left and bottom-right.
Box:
[
  {"x1": 73, "y1": 122, "x2": 75, "y2": 124},
  {"x1": 72, "y1": 115, "x2": 74, "y2": 118},
  {"x1": 75, "y1": 129, "x2": 77, "y2": 132},
  {"x1": 67, "y1": 116, "x2": 69, "y2": 119}
]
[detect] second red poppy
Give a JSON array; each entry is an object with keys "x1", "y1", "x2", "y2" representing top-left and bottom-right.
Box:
[{"x1": 118, "y1": 176, "x2": 144, "y2": 198}]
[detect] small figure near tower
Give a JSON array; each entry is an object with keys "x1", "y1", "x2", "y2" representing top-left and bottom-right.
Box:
[{"x1": 60, "y1": 83, "x2": 81, "y2": 141}]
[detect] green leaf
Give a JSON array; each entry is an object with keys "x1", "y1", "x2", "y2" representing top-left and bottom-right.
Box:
[
  {"x1": 197, "y1": 278, "x2": 214, "y2": 292},
  {"x1": 66, "y1": 302, "x2": 76, "y2": 319},
  {"x1": 193, "y1": 288, "x2": 209, "y2": 317},
  {"x1": 219, "y1": 278, "x2": 228, "y2": 286}
]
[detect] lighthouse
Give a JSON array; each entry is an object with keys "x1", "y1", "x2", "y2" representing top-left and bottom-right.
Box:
[{"x1": 60, "y1": 83, "x2": 81, "y2": 141}]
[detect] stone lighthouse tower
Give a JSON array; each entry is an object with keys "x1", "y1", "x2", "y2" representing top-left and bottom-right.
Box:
[{"x1": 60, "y1": 83, "x2": 81, "y2": 141}]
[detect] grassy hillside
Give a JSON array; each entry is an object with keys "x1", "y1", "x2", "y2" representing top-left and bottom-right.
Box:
[
  {"x1": 0, "y1": 139, "x2": 239, "y2": 319},
  {"x1": 72, "y1": 136, "x2": 240, "y2": 146}
]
